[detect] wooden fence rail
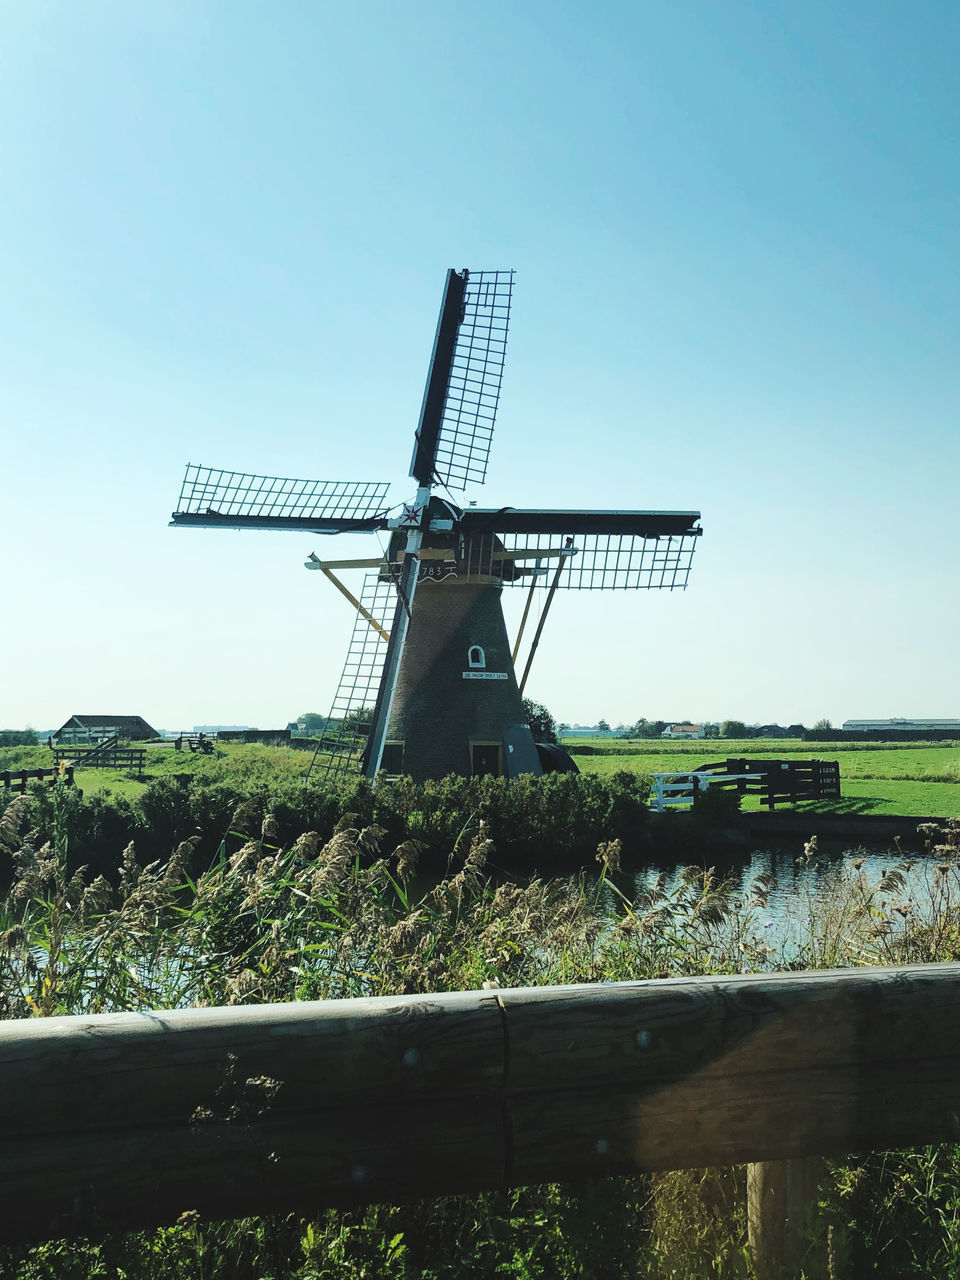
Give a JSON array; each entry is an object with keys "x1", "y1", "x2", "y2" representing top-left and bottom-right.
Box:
[
  {"x1": 50, "y1": 745, "x2": 146, "y2": 773},
  {"x1": 1, "y1": 766, "x2": 74, "y2": 793},
  {"x1": 652, "y1": 758, "x2": 842, "y2": 811},
  {"x1": 699, "y1": 757, "x2": 842, "y2": 808},
  {"x1": 2, "y1": 963, "x2": 960, "y2": 1261}
]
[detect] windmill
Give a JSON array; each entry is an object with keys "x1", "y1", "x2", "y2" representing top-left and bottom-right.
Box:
[{"x1": 170, "y1": 268, "x2": 702, "y2": 782}]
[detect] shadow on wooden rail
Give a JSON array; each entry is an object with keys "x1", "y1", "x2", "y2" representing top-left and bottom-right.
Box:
[{"x1": 2, "y1": 963, "x2": 960, "y2": 1267}]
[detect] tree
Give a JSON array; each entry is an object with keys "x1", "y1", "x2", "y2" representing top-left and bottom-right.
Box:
[
  {"x1": 523, "y1": 698, "x2": 558, "y2": 744},
  {"x1": 295, "y1": 712, "x2": 328, "y2": 736},
  {"x1": 812, "y1": 718, "x2": 833, "y2": 732},
  {"x1": 597, "y1": 718, "x2": 611, "y2": 734},
  {"x1": 630, "y1": 718, "x2": 666, "y2": 738},
  {"x1": 632, "y1": 717, "x2": 650, "y2": 738},
  {"x1": 721, "y1": 720, "x2": 747, "y2": 738}
]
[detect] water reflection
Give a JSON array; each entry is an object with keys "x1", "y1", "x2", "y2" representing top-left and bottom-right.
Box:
[{"x1": 612, "y1": 843, "x2": 952, "y2": 966}]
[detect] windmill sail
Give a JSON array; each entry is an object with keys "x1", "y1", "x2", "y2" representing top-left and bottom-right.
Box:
[
  {"x1": 410, "y1": 270, "x2": 514, "y2": 490},
  {"x1": 490, "y1": 530, "x2": 698, "y2": 590},
  {"x1": 307, "y1": 574, "x2": 399, "y2": 779},
  {"x1": 459, "y1": 509, "x2": 702, "y2": 590},
  {"x1": 171, "y1": 465, "x2": 391, "y2": 532},
  {"x1": 359, "y1": 270, "x2": 514, "y2": 783}
]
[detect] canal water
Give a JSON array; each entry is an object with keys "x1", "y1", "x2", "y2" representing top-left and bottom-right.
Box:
[{"x1": 616, "y1": 837, "x2": 956, "y2": 966}]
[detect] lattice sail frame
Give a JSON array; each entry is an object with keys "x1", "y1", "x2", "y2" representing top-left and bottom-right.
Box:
[
  {"x1": 461, "y1": 531, "x2": 701, "y2": 590},
  {"x1": 433, "y1": 270, "x2": 513, "y2": 489},
  {"x1": 175, "y1": 465, "x2": 391, "y2": 521},
  {"x1": 307, "y1": 574, "x2": 398, "y2": 780}
]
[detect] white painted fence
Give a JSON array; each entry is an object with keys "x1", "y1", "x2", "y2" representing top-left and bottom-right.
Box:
[{"x1": 650, "y1": 771, "x2": 755, "y2": 811}]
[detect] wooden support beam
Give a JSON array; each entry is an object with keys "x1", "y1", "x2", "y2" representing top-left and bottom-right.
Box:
[
  {"x1": 305, "y1": 551, "x2": 457, "y2": 570},
  {"x1": 511, "y1": 566, "x2": 541, "y2": 665},
  {"x1": 518, "y1": 550, "x2": 572, "y2": 695},
  {"x1": 491, "y1": 547, "x2": 569, "y2": 562},
  {"x1": 305, "y1": 555, "x2": 386, "y2": 570},
  {"x1": 313, "y1": 565, "x2": 390, "y2": 642},
  {"x1": 2, "y1": 965, "x2": 960, "y2": 1241}
]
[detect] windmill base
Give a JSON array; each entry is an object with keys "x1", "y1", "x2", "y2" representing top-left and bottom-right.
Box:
[{"x1": 384, "y1": 579, "x2": 542, "y2": 783}]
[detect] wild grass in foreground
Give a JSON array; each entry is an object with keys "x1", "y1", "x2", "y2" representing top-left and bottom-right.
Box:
[{"x1": 1, "y1": 788, "x2": 960, "y2": 1277}]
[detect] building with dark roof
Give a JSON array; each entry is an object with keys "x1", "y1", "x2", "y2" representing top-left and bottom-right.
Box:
[{"x1": 54, "y1": 715, "x2": 159, "y2": 742}]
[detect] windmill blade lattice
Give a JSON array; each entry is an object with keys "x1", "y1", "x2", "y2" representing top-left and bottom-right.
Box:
[
  {"x1": 432, "y1": 270, "x2": 513, "y2": 489},
  {"x1": 487, "y1": 530, "x2": 700, "y2": 590},
  {"x1": 458, "y1": 509, "x2": 702, "y2": 590},
  {"x1": 307, "y1": 573, "x2": 399, "y2": 779},
  {"x1": 174, "y1": 465, "x2": 391, "y2": 526}
]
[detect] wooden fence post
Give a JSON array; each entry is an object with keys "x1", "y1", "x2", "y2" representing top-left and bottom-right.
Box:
[{"x1": 748, "y1": 1157, "x2": 823, "y2": 1279}]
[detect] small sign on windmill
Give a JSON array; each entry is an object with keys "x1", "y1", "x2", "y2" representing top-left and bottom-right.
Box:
[{"x1": 170, "y1": 269, "x2": 702, "y2": 782}]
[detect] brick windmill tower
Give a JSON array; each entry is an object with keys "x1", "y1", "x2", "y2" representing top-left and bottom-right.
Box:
[{"x1": 171, "y1": 269, "x2": 702, "y2": 782}]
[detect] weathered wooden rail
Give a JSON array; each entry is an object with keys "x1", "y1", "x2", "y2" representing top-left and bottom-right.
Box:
[
  {"x1": 707, "y1": 757, "x2": 841, "y2": 807},
  {"x1": 2, "y1": 963, "x2": 960, "y2": 1264},
  {"x1": 50, "y1": 737, "x2": 146, "y2": 773},
  {"x1": 1, "y1": 765, "x2": 74, "y2": 793}
]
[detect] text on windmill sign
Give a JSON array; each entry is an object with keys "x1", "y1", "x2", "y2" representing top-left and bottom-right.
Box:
[{"x1": 462, "y1": 671, "x2": 508, "y2": 680}]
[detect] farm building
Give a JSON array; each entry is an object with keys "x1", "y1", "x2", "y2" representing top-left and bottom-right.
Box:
[
  {"x1": 842, "y1": 718, "x2": 960, "y2": 732},
  {"x1": 53, "y1": 715, "x2": 159, "y2": 743},
  {"x1": 661, "y1": 723, "x2": 705, "y2": 739}
]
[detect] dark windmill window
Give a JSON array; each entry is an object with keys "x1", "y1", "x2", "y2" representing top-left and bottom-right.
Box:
[
  {"x1": 381, "y1": 742, "x2": 404, "y2": 774},
  {"x1": 467, "y1": 645, "x2": 486, "y2": 670},
  {"x1": 470, "y1": 741, "x2": 502, "y2": 778}
]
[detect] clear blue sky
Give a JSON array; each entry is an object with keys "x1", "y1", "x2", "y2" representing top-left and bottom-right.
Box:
[{"x1": 2, "y1": 0, "x2": 957, "y2": 731}]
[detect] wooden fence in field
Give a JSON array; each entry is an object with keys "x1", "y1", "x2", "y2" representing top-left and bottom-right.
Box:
[
  {"x1": 2, "y1": 964, "x2": 960, "y2": 1275},
  {"x1": 49, "y1": 734, "x2": 146, "y2": 774},
  {"x1": 1, "y1": 765, "x2": 74, "y2": 793},
  {"x1": 719, "y1": 757, "x2": 841, "y2": 807},
  {"x1": 651, "y1": 757, "x2": 841, "y2": 811}
]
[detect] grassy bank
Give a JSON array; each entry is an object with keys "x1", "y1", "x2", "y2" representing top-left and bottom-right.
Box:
[{"x1": 1, "y1": 788, "x2": 960, "y2": 1277}]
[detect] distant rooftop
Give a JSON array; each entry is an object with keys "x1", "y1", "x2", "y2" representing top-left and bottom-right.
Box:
[
  {"x1": 55, "y1": 714, "x2": 158, "y2": 740},
  {"x1": 842, "y1": 718, "x2": 960, "y2": 730}
]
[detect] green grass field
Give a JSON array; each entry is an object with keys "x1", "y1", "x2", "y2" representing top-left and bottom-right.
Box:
[
  {"x1": 569, "y1": 738, "x2": 960, "y2": 817},
  {"x1": 0, "y1": 741, "x2": 313, "y2": 799},
  {"x1": 3, "y1": 738, "x2": 959, "y2": 817}
]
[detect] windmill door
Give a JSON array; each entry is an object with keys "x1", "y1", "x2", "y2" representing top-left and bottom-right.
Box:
[{"x1": 470, "y1": 742, "x2": 502, "y2": 778}]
